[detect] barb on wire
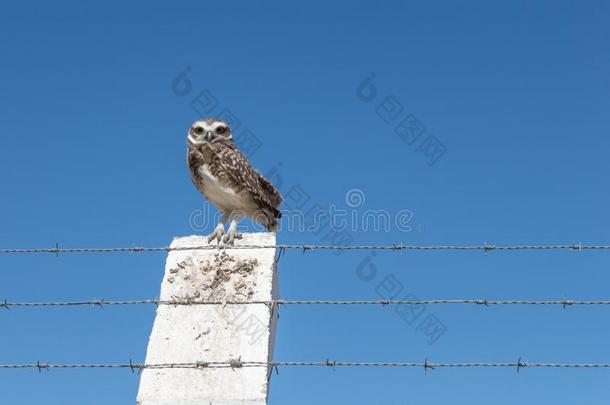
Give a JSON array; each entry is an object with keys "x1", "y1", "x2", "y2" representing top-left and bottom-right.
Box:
[
  {"x1": 92, "y1": 299, "x2": 104, "y2": 310},
  {"x1": 36, "y1": 361, "x2": 48, "y2": 373},
  {"x1": 196, "y1": 361, "x2": 209, "y2": 369},
  {"x1": 229, "y1": 357, "x2": 243, "y2": 370},
  {"x1": 4, "y1": 298, "x2": 610, "y2": 308},
  {"x1": 128, "y1": 358, "x2": 136, "y2": 374},
  {"x1": 3, "y1": 359, "x2": 610, "y2": 371},
  {"x1": 274, "y1": 246, "x2": 286, "y2": 264},
  {"x1": 1, "y1": 243, "x2": 610, "y2": 255},
  {"x1": 475, "y1": 299, "x2": 489, "y2": 306},
  {"x1": 424, "y1": 357, "x2": 434, "y2": 374},
  {"x1": 517, "y1": 357, "x2": 527, "y2": 373}
]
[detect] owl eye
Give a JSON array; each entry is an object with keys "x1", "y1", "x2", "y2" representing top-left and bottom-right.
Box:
[
  {"x1": 216, "y1": 126, "x2": 227, "y2": 135},
  {"x1": 194, "y1": 127, "x2": 204, "y2": 134}
]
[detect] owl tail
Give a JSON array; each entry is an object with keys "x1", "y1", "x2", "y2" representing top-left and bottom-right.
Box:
[
  {"x1": 267, "y1": 219, "x2": 279, "y2": 232},
  {"x1": 255, "y1": 208, "x2": 281, "y2": 232}
]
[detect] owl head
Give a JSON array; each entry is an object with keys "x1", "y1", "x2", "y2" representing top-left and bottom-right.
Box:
[{"x1": 187, "y1": 118, "x2": 233, "y2": 146}]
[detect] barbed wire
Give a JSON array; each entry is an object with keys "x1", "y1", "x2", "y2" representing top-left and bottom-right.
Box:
[
  {"x1": 2, "y1": 359, "x2": 610, "y2": 373},
  {"x1": 0, "y1": 242, "x2": 609, "y2": 255},
  {"x1": 2, "y1": 298, "x2": 610, "y2": 309}
]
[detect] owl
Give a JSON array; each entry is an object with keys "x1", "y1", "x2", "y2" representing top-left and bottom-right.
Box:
[{"x1": 187, "y1": 118, "x2": 283, "y2": 245}]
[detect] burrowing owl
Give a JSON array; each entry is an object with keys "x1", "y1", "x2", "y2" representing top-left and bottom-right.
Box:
[{"x1": 187, "y1": 118, "x2": 282, "y2": 245}]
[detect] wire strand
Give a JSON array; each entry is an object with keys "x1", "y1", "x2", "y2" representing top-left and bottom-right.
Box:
[
  {"x1": 2, "y1": 360, "x2": 610, "y2": 371},
  {"x1": 1, "y1": 298, "x2": 609, "y2": 307},
  {"x1": 0, "y1": 243, "x2": 609, "y2": 254}
]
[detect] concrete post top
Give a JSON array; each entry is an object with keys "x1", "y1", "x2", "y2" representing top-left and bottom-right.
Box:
[
  {"x1": 163, "y1": 233, "x2": 277, "y2": 302},
  {"x1": 173, "y1": 232, "x2": 275, "y2": 248}
]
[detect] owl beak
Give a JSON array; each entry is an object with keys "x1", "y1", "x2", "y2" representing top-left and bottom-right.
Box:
[{"x1": 204, "y1": 131, "x2": 213, "y2": 142}]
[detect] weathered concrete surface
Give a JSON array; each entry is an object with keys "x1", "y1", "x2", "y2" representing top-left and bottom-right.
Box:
[{"x1": 136, "y1": 233, "x2": 279, "y2": 405}]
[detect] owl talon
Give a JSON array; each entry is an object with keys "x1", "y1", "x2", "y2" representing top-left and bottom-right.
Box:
[
  {"x1": 207, "y1": 223, "x2": 225, "y2": 244},
  {"x1": 221, "y1": 230, "x2": 241, "y2": 246}
]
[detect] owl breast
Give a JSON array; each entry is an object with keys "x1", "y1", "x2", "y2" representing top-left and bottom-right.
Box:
[{"x1": 196, "y1": 164, "x2": 253, "y2": 213}]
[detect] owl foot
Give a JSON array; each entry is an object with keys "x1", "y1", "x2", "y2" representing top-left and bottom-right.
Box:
[
  {"x1": 207, "y1": 223, "x2": 225, "y2": 245},
  {"x1": 219, "y1": 219, "x2": 242, "y2": 246},
  {"x1": 221, "y1": 229, "x2": 243, "y2": 246}
]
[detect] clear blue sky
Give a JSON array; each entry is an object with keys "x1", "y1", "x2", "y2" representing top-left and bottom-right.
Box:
[{"x1": 1, "y1": 1, "x2": 609, "y2": 403}]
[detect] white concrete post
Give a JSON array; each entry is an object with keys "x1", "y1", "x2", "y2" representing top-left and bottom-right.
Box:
[{"x1": 136, "y1": 233, "x2": 279, "y2": 405}]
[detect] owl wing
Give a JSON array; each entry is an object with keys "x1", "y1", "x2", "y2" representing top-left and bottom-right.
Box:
[
  {"x1": 187, "y1": 147, "x2": 207, "y2": 195},
  {"x1": 256, "y1": 173, "x2": 283, "y2": 207},
  {"x1": 213, "y1": 144, "x2": 282, "y2": 216}
]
